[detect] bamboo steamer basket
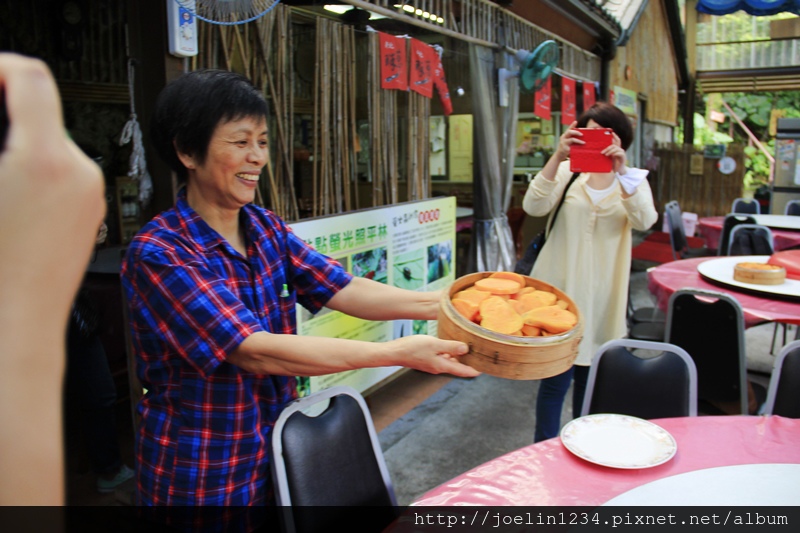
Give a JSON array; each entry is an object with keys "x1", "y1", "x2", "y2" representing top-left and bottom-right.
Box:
[
  {"x1": 438, "y1": 272, "x2": 583, "y2": 380},
  {"x1": 733, "y1": 263, "x2": 786, "y2": 285}
]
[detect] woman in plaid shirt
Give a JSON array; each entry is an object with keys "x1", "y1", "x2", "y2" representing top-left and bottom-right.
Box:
[{"x1": 121, "y1": 70, "x2": 477, "y2": 525}]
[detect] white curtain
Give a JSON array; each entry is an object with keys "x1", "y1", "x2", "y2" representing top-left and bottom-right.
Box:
[{"x1": 468, "y1": 44, "x2": 519, "y2": 273}]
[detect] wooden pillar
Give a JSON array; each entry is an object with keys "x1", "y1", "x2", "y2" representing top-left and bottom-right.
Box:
[
  {"x1": 683, "y1": 0, "x2": 698, "y2": 146},
  {"x1": 127, "y1": 0, "x2": 185, "y2": 217}
]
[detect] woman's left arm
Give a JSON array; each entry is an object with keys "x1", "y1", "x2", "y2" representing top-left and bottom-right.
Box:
[
  {"x1": 325, "y1": 276, "x2": 440, "y2": 321},
  {"x1": 621, "y1": 177, "x2": 658, "y2": 231}
]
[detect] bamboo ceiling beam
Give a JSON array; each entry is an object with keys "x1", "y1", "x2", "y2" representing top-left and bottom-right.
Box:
[{"x1": 341, "y1": 0, "x2": 499, "y2": 49}]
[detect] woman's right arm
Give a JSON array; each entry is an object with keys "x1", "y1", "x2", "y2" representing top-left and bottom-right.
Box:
[
  {"x1": 229, "y1": 331, "x2": 479, "y2": 378},
  {"x1": 522, "y1": 122, "x2": 582, "y2": 217}
]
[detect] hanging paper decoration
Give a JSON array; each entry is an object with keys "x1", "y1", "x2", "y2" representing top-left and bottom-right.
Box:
[
  {"x1": 534, "y1": 75, "x2": 552, "y2": 121},
  {"x1": 379, "y1": 32, "x2": 408, "y2": 91},
  {"x1": 410, "y1": 38, "x2": 435, "y2": 98},
  {"x1": 582, "y1": 81, "x2": 596, "y2": 111},
  {"x1": 432, "y1": 50, "x2": 453, "y2": 116},
  {"x1": 118, "y1": 59, "x2": 152, "y2": 205},
  {"x1": 561, "y1": 76, "x2": 577, "y2": 125}
]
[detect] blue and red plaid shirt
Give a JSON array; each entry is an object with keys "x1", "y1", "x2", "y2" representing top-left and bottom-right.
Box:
[{"x1": 121, "y1": 188, "x2": 352, "y2": 508}]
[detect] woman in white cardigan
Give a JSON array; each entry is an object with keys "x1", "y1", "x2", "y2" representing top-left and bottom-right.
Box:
[{"x1": 523, "y1": 102, "x2": 658, "y2": 442}]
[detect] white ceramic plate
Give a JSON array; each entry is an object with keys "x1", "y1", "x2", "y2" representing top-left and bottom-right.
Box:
[
  {"x1": 697, "y1": 255, "x2": 800, "y2": 300},
  {"x1": 602, "y1": 464, "x2": 800, "y2": 506},
  {"x1": 560, "y1": 414, "x2": 677, "y2": 469}
]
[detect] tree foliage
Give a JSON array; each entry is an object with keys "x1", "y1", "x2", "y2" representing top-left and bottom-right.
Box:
[{"x1": 721, "y1": 91, "x2": 800, "y2": 190}]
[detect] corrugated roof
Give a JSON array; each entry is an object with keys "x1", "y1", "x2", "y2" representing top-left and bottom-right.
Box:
[
  {"x1": 577, "y1": 0, "x2": 651, "y2": 44},
  {"x1": 595, "y1": 0, "x2": 650, "y2": 30}
]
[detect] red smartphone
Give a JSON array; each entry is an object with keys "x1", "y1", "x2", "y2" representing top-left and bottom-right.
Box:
[{"x1": 569, "y1": 128, "x2": 613, "y2": 173}]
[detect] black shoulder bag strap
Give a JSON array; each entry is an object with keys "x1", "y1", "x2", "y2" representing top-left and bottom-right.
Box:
[{"x1": 546, "y1": 172, "x2": 580, "y2": 238}]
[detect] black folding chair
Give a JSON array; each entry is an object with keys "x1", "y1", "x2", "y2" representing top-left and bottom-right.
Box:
[
  {"x1": 763, "y1": 340, "x2": 800, "y2": 418},
  {"x1": 727, "y1": 224, "x2": 774, "y2": 256},
  {"x1": 271, "y1": 386, "x2": 397, "y2": 533},
  {"x1": 581, "y1": 339, "x2": 698, "y2": 418},
  {"x1": 731, "y1": 197, "x2": 760, "y2": 215},
  {"x1": 664, "y1": 200, "x2": 709, "y2": 260},
  {"x1": 717, "y1": 213, "x2": 756, "y2": 256},
  {"x1": 665, "y1": 288, "x2": 765, "y2": 415}
]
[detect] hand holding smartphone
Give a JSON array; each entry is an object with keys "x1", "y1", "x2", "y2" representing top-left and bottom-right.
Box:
[{"x1": 569, "y1": 128, "x2": 613, "y2": 173}]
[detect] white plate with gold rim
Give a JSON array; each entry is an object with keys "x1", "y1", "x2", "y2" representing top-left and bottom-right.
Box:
[{"x1": 560, "y1": 414, "x2": 677, "y2": 469}]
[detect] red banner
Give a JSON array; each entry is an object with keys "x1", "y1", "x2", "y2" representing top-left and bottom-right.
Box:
[
  {"x1": 534, "y1": 75, "x2": 552, "y2": 121},
  {"x1": 379, "y1": 32, "x2": 408, "y2": 91},
  {"x1": 561, "y1": 76, "x2": 577, "y2": 125},
  {"x1": 582, "y1": 82, "x2": 596, "y2": 111},
  {"x1": 433, "y1": 56, "x2": 453, "y2": 116},
  {"x1": 410, "y1": 39, "x2": 435, "y2": 98}
]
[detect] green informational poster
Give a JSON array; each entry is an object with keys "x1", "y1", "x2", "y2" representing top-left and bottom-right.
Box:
[{"x1": 288, "y1": 197, "x2": 457, "y2": 396}]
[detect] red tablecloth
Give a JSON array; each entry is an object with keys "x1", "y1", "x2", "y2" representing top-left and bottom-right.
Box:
[
  {"x1": 647, "y1": 256, "x2": 800, "y2": 327},
  {"x1": 413, "y1": 416, "x2": 800, "y2": 506},
  {"x1": 698, "y1": 216, "x2": 800, "y2": 252}
]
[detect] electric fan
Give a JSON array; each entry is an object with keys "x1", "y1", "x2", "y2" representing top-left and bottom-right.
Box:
[
  {"x1": 498, "y1": 40, "x2": 559, "y2": 107},
  {"x1": 175, "y1": 0, "x2": 281, "y2": 25}
]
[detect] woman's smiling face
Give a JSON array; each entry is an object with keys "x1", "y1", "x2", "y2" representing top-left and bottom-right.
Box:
[{"x1": 183, "y1": 115, "x2": 268, "y2": 211}]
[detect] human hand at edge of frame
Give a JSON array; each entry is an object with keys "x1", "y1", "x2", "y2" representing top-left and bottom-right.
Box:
[
  {"x1": 0, "y1": 53, "x2": 106, "y2": 337},
  {"x1": 389, "y1": 335, "x2": 480, "y2": 378}
]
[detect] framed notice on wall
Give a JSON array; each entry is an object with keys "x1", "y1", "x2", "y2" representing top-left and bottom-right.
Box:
[
  {"x1": 690, "y1": 154, "x2": 705, "y2": 175},
  {"x1": 289, "y1": 196, "x2": 457, "y2": 396}
]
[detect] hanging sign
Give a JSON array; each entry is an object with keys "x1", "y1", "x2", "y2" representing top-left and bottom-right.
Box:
[
  {"x1": 582, "y1": 81, "x2": 596, "y2": 111},
  {"x1": 612, "y1": 86, "x2": 638, "y2": 116},
  {"x1": 290, "y1": 197, "x2": 457, "y2": 396},
  {"x1": 379, "y1": 32, "x2": 408, "y2": 91},
  {"x1": 433, "y1": 57, "x2": 453, "y2": 116},
  {"x1": 561, "y1": 76, "x2": 577, "y2": 125},
  {"x1": 410, "y1": 39, "x2": 435, "y2": 98},
  {"x1": 690, "y1": 153, "x2": 705, "y2": 175},
  {"x1": 534, "y1": 75, "x2": 552, "y2": 121}
]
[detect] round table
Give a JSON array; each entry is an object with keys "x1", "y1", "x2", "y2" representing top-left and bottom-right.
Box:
[
  {"x1": 647, "y1": 256, "x2": 800, "y2": 328},
  {"x1": 698, "y1": 216, "x2": 800, "y2": 252},
  {"x1": 412, "y1": 415, "x2": 800, "y2": 506}
]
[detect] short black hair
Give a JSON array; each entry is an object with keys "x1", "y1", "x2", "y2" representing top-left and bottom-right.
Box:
[
  {"x1": 576, "y1": 101, "x2": 634, "y2": 151},
  {"x1": 150, "y1": 69, "x2": 268, "y2": 184}
]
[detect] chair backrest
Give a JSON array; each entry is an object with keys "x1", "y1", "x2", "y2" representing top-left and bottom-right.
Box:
[
  {"x1": 665, "y1": 289, "x2": 748, "y2": 415},
  {"x1": 763, "y1": 340, "x2": 800, "y2": 418},
  {"x1": 728, "y1": 224, "x2": 774, "y2": 256},
  {"x1": 731, "y1": 197, "x2": 760, "y2": 215},
  {"x1": 581, "y1": 339, "x2": 698, "y2": 418},
  {"x1": 271, "y1": 386, "x2": 397, "y2": 533},
  {"x1": 786, "y1": 199, "x2": 800, "y2": 216},
  {"x1": 664, "y1": 200, "x2": 687, "y2": 260},
  {"x1": 718, "y1": 213, "x2": 756, "y2": 256}
]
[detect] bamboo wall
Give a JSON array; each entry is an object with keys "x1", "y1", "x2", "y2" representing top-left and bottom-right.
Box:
[
  {"x1": 610, "y1": 0, "x2": 679, "y2": 125},
  {"x1": 0, "y1": 0, "x2": 130, "y2": 103},
  {"x1": 651, "y1": 143, "x2": 745, "y2": 219}
]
